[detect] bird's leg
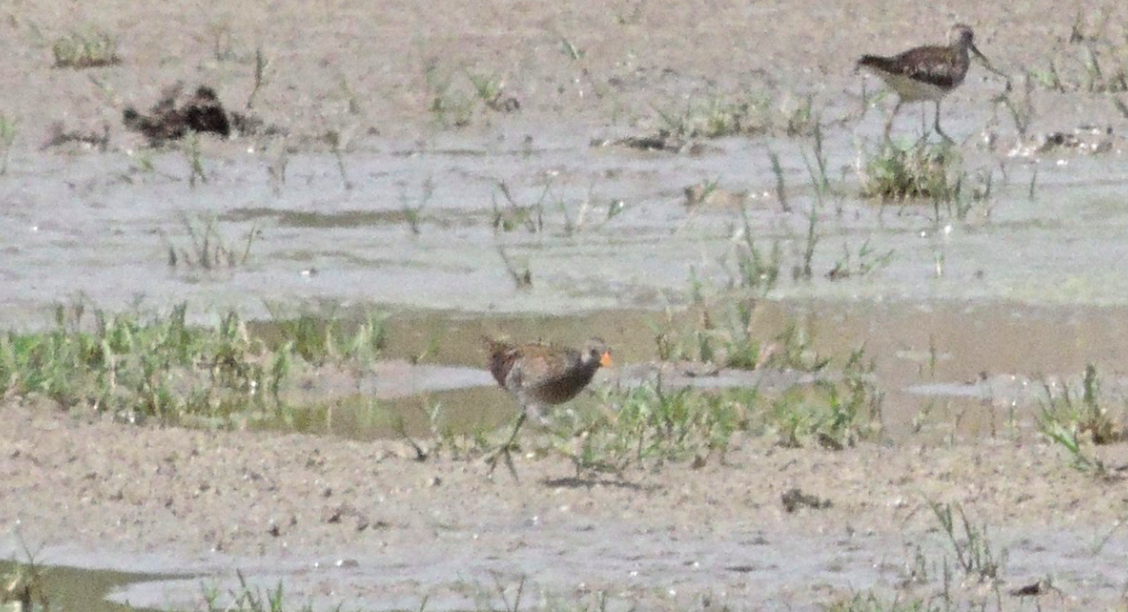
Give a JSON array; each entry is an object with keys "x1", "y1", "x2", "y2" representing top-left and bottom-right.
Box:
[
  {"x1": 883, "y1": 99, "x2": 903, "y2": 142},
  {"x1": 502, "y1": 411, "x2": 528, "y2": 451},
  {"x1": 525, "y1": 402, "x2": 554, "y2": 431},
  {"x1": 933, "y1": 100, "x2": 953, "y2": 143},
  {"x1": 486, "y1": 412, "x2": 526, "y2": 481}
]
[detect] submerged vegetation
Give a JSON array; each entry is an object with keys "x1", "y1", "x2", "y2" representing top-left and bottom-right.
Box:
[
  {"x1": 201, "y1": 572, "x2": 318, "y2": 612},
  {"x1": 166, "y1": 212, "x2": 260, "y2": 271},
  {"x1": 653, "y1": 294, "x2": 828, "y2": 373}
]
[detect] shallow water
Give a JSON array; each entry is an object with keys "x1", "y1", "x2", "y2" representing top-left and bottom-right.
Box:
[
  {"x1": 32, "y1": 522, "x2": 1128, "y2": 612},
  {"x1": 242, "y1": 298, "x2": 1128, "y2": 442},
  {"x1": 2, "y1": 113, "x2": 1127, "y2": 329},
  {"x1": 5, "y1": 115, "x2": 1128, "y2": 606},
  {"x1": 5, "y1": 117, "x2": 1128, "y2": 442},
  {"x1": 0, "y1": 560, "x2": 161, "y2": 612}
]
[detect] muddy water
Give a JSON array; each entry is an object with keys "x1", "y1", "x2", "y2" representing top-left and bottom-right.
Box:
[
  {"x1": 261, "y1": 298, "x2": 1128, "y2": 442},
  {"x1": 2, "y1": 111, "x2": 1127, "y2": 328},
  {"x1": 0, "y1": 560, "x2": 162, "y2": 612},
  {"x1": 4, "y1": 115, "x2": 1128, "y2": 441},
  {"x1": 45, "y1": 523, "x2": 1128, "y2": 612}
]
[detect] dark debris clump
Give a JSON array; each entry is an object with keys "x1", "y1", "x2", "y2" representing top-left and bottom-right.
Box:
[{"x1": 122, "y1": 83, "x2": 272, "y2": 145}]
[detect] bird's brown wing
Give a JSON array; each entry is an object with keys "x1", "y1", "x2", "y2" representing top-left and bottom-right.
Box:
[
  {"x1": 859, "y1": 46, "x2": 964, "y2": 89},
  {"x1": 507, "y1": 343, "x2": 580, "y2": 388}
]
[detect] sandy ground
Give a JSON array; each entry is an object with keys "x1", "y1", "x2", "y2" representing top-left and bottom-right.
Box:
[{"x1": 4, "y1": 0, "x2": 1128, "y2": 609}]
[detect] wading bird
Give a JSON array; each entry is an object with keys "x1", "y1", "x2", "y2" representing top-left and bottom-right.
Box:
[
  {"x1": 857, "y1": 24, "x2": 997, "y2": 141},
  {"x1": 482, "y1": 337, "x2": 613, "y2": 480}
]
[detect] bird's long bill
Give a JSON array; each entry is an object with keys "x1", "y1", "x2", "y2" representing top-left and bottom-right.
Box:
[
  {"x1": 599, "y1": 351, "x2": 613, "y2": 368},
  {"x1": 970, "y1": 43, "x2": 1010, "y2": 89},
  {"x1": 970, "y1": 43, "x2": 996, "y2": 72}
]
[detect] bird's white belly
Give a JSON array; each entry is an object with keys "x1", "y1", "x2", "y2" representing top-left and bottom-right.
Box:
[{"x1": 874, "y1": 72, "x2": 949, "y2": 102}]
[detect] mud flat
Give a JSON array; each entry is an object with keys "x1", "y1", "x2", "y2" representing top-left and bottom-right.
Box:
[
  {"x1": 4, "y1": 398, "x2": 1128, "y2": 611},
  {"x1": 4, "y1": 0, "x2": 1128, "y2": 610}
]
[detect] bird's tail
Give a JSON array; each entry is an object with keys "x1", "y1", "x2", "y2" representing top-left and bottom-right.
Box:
[
  {"x1": 856, "y1": 54, "x2": 896, "y2": 74},
  {"x1": 480, "y1": 335, "x2": 512, "y2": 353},
  {"x1": 481, "y1": 336, "x2": 519, "y2": 387}
]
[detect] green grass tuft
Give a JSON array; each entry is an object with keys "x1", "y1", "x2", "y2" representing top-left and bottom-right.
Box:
[
  {"x1": 1038, "y1": 364, "x2": 1123, "y2": 476},
  {"x1": 859, "y1": 140, "x2": 962, "y2": 201},
  {"x1": 768, "y1": 347, "x2": 882, "y2": 449},
  {"x1": 553, "y1": 382, "x2": 752, "y2": 473},
  {"x1": 0, "y1": 114, "x2": 15, "y2": 175},
  {"x1": 52, "y1": 29, "x2": 120, "y2": 68},
  {"x1": 201, "y1": 571, "x2": 317, "y2": 612},
  {"x1": 0, "y1": 302, "x2": 387, "y2": 426},
  {"x1": 926, "y1": 500, "x2": 1006, "y2": 582}
]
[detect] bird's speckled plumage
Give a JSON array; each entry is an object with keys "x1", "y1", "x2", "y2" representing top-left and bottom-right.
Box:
[
  {"x1": 481, "y1": 336, "x2": 613, "y2": 479},
  {"x1": 858, "y1": 25, "x2": 980, "y2": 99},
  {"x1": 856, "y1": 25, "x2": 992, "y2": 140},
  {"x1": 484, "y1": 337, "x2": 611, "y2": 412}
]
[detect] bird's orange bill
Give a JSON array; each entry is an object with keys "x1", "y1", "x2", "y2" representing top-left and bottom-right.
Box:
[{"x1": 600, "y1": 351, "x2": 613, "y2": 368}]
